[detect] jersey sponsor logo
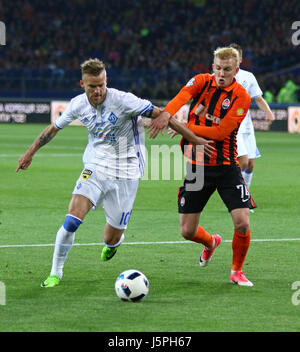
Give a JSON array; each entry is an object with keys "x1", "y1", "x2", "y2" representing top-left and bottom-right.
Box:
[
  {"x1": 108, "y1": 112, "x2": 118, "y2": 125},
  {"x1": 205, "y1": 113, "x2": 221, "y2": 125},
  {"x1": 81, "y1": 169, "x2": 93, "y2": 180},
  {"x1": 186, "y1": 78, "x2": 195, "y2": 87},
  {"x1": 195, "y1": 103, "x2": 206, "y2": 116},
  {"x1": 221, "y1": 98, "x2": 231, "y2": 110},
  {"x1": 82, "y1": 114, "x2": 96, "y2": 124}
]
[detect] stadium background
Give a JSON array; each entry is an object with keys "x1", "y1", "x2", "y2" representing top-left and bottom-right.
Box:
[
  {"x1": 0, "y1": 0, "x2": 300, "y2": 130},
  {"x1": 1, "y1": 0, "x2": 300, "y2": 334}
]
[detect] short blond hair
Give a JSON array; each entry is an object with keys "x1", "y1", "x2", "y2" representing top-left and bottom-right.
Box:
[
  {"x1": 213, "y1": 47, "x2": 239, "y2": 67},
  {"x1": 80, "y1": 58, "x2": 106, "y2": 76}
]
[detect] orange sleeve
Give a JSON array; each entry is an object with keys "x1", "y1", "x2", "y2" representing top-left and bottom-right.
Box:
[
  {"x1": 164, "y1": 75, "x2": 207, "y2": 116},
  {"x1": 187, "y1": 93, "x2": 251, "y2": 141}
]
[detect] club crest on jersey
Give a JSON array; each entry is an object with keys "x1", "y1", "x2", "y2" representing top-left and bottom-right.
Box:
[
  {"x1": 81, "y1": 169, "x2": 93, "y2": 180},
  {"x1": 221, "y1": 98, "x2": 231, "y2": 110},
  {"x1": 108, "y1": 112, "x2": 118, "y2": 125}
]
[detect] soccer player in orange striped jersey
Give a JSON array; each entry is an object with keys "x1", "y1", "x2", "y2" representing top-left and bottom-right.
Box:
[{"x1": 148, "y1": 47, "x2": 254, "y2": 286}]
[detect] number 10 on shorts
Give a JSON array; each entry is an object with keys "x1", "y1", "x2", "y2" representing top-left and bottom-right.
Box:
[{"x1": 119, "y1": 210, "x2": 132, "y2": 226}]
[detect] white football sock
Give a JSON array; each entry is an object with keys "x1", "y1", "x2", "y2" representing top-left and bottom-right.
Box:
[
  {"x1": 50, "y1": 226, "x2": 75, "y2": 279},
  {"x1": 104, "y1": 233, "x2": 125, "y2": 248},
  {"x1": 242, "y1": 169, "x2": 253, "y2": 189}
]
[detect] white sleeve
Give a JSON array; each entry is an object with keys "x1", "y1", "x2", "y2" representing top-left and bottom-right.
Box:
[
  {"x1": 54, "y1": 99, "x2": 77, "y2": 129},
  {"x1": 248, "y1": 73, "x2": 263, "y2": 99},
  {"x1": 123, "y1": 92, "x2": 153, "y2": 118}
]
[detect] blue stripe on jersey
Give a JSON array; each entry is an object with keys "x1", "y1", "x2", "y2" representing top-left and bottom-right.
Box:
[
  {"x1": 139, "y1": 103, "x2": 153, "y2": 117},
  {"x1": 132, "y1": 117, "x2": 144, "y2": 168},
  {"x1": 54, "y1": 121, "x2": 62, "y2": 130},
  {"x1": 132, "y1": 117, "x2": 145, "y2": 176}
]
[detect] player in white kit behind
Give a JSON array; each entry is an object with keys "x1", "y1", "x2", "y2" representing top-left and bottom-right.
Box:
[
  {"x1": 229, "y1": 44, "x2": 275, "y2": 209},
  {"x1": 16, "y1": 58, "x2": 213, "y2": 287}
]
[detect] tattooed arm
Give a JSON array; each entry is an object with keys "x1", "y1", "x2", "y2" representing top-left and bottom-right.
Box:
[{"x1": 16, "y1": 124, "x2": 59, "y2": 172}]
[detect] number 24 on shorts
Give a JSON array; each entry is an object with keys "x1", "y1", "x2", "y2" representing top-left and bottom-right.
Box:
[{"x1": 119, "y1": 211, "x2": 132, "y2": 226}]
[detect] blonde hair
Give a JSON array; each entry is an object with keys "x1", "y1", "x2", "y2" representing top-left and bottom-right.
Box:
[
  {"x1": 213, "y1": 47, "x2": 239, "y2": 67},
  {"x1": 80, "y1": 58, "x2": 106, "y2": 76}
]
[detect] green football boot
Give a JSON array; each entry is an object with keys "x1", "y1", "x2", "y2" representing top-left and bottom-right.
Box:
[
  {"x1": 41, "y1": 274, "x2": 60, "y2": 288},
  {"x1": 101, "y1": 246, "x2": 117, "y2": 261}
]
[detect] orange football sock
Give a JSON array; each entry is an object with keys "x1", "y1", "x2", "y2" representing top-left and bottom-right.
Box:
[
  {"x1": 232, "y1": 229, "x2": 251, "y2": 271},
  {"x1": 190, "y1": 225, "x2": 214, "y2": 248}
]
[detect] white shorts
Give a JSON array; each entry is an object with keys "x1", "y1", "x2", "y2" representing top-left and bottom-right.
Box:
[
  {"x1": 72, "y1": 165, "x2": 139, "y2": 230},
  {"x1": 237, "y1": 131, "x2": 261, "y2": 159}
]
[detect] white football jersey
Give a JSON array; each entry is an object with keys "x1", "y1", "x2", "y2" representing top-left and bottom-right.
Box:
[
  {"x1": 235, "y1": 68, "x2": 263, "y2": 133},
  {"x1": 54, "y1": 88, "x2": 153, "y2": 179}
]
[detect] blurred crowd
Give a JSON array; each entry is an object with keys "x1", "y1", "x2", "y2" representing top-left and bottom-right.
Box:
[{"x1": 0, "y1": 0, "x2": 299, "y2": 101}]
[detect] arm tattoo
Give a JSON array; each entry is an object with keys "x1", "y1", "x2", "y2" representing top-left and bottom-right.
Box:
[{"x1": 38, "y1": 131, "x2": 54, "y2": 148}]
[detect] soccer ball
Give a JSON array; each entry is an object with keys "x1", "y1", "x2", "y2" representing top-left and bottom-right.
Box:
[{"x1": 115, "y1": 269, "x2": 149, "y2": 302}]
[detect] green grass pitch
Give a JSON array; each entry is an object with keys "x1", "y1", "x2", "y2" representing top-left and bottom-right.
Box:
[{"x1": 0, "y1": 123, "x2": 300, "y2": 332}]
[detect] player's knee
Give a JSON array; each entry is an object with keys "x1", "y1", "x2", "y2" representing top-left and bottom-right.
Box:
[
  {"x1": 235, "y1": 219, "x2": 250, "y2": 234},
  {"x1": 180, "y1": 224, "x2": 197, "y2": 240},
  {"x1": 247, "y1": 160, "x2": 255, "y2": 172},
  {"x1": 63, "y1": 214, "x2": 82, "y2": 233},
  {"x1": 238, "y1": 156, "x2": 248, "y2": 170}
]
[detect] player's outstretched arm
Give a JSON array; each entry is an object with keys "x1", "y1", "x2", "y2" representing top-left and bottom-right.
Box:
[
  {"x1": 16, "y1": 124, "x2": 59, "y2": 172},
  {"x1": 146, "y1": 111, "x2": 172, "y2": 139},
  {"x1": 151, "y1": 106, "x2": 164, "y2": 119},
  {"x1": 168, "y1": 118, "x2": 215, "y2": 157}
]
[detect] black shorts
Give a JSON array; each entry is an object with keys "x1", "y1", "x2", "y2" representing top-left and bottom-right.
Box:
[{"x1": 178, "y1": 164, "x2": 255, "y2": 213}]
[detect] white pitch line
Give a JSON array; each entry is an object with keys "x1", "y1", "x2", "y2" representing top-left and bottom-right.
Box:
[
  {"x1": 0, "y1": 238, "x2": 300, "y2": 249},
  {"x1": 0, "y1": 153, "x2": 81, "y2": 157}
]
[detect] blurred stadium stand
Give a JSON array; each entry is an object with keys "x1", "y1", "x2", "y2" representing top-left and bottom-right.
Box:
[{"x1": 1, "y1": 0, "x2": 300, "y2": 101}]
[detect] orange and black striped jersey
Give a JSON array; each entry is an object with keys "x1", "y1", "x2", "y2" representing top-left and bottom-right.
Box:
[{"x1": 164, "y1": 73, "x2": 251, "y2": 166}]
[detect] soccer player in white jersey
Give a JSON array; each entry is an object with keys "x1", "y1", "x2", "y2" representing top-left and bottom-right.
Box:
[
  {"x1": 16, "y1": 58, "x2": 213, "y2": 287},
  {"x1": 229, "y1": 44, "x2": 275, "y2": 206}
]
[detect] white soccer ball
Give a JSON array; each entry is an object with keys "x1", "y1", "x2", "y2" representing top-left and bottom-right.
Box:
[{"x1": 115, "y1": 269, "x2": 149, "y2": 302}]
